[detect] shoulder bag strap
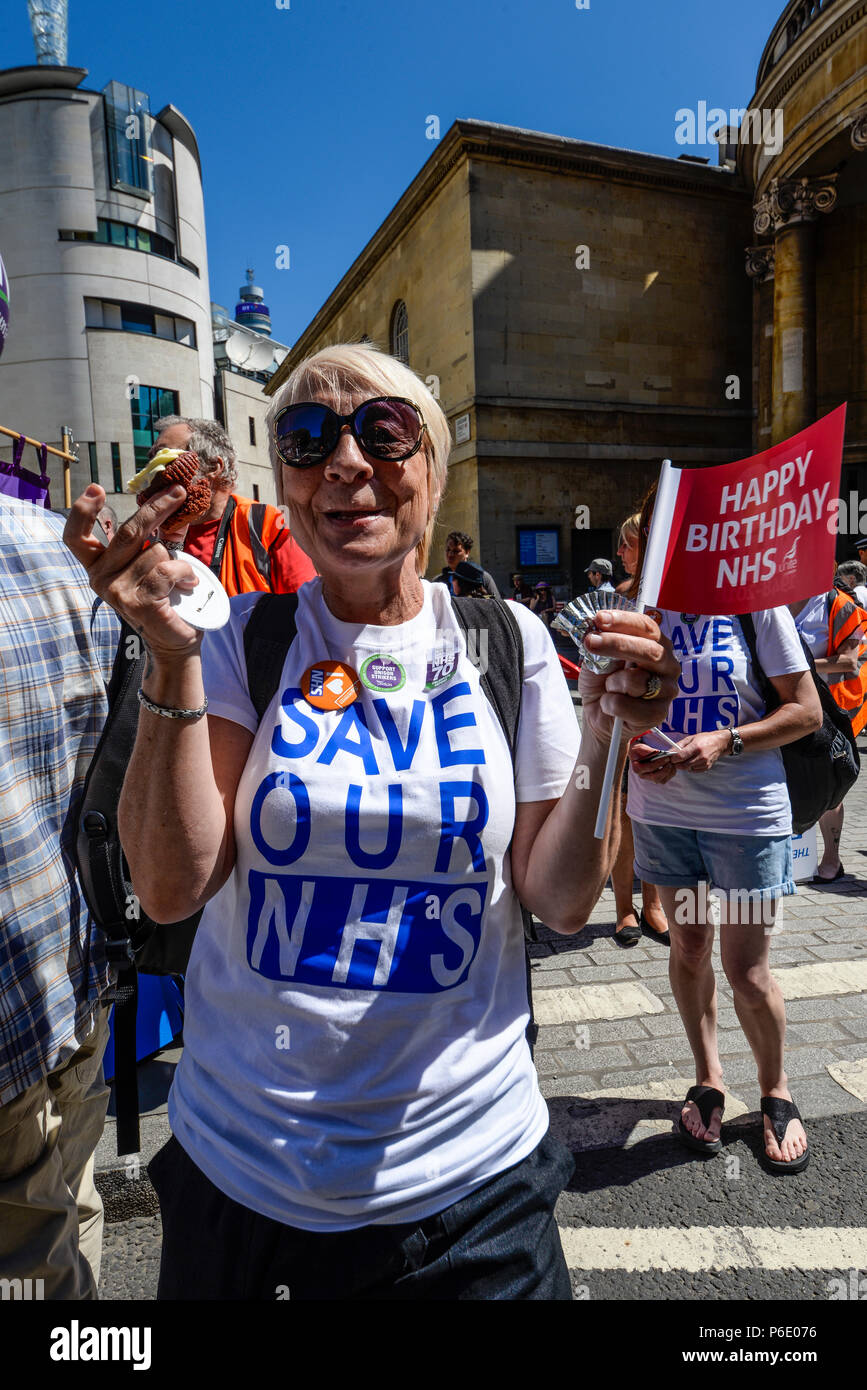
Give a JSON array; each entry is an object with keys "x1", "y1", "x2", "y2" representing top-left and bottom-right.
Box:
[{"x1": 208, "y1": 495, "x2": 237, "y2": 579}]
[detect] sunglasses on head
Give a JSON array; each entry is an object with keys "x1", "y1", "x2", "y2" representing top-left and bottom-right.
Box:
[{"x1": 273, "y1": 397, "x2": 427, "y2": 469}]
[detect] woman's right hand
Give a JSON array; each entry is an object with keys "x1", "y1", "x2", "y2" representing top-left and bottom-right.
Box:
[{"x1": 63, "y1": 483, "x2": 202, "y2": 660}]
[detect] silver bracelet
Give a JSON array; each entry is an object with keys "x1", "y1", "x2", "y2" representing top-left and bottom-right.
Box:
[{"x1": 137, "y1": 688, "x2": 209, "y2": 720}]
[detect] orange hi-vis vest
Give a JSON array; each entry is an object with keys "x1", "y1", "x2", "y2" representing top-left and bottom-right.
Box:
[
  {"x1": 215, "y1": 495, "x2": 287, "y2": 597},
  {"x1": 825, "y1": 588, "x2": 867, "y2": 737}
]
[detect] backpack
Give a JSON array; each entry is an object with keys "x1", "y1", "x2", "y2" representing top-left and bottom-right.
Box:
[
  {"x1": 738, "y1": 613, "x2": 859, "y2": 835},
  {"x1": 76, "y1": 593, "x2": 535, "y2": 1155}
]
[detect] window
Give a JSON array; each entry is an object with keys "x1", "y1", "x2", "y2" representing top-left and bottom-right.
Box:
[
  {"x1": 130, "y1": 386, "x2": 180, "y2": 470},
  {"x1": 84, "y1": 298, "x2": 196, "y2": 348},
  {"x1": 110, "y1": 443, "x2": 123, "y2": 493},
  {"x1": 103, "y1": 81, "x2": 153, "y2": 197},
  {"x1": 60, "y1": 219, "x2": 176, "y2": 260},
  {"x1": 253, "y1": 484, "x2": 260, "y2": 502},
  {"x1": 249, "y1": 416, "x2": 256, "y2": 446},
  {"x1": 390, "y1": 301, "x2": 409, "y2": 364},
  {"x1": 87, "y1": 443, "x2": 99, "y2": 484}
]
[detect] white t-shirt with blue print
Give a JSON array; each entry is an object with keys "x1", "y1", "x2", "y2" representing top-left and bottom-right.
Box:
[
  {"x1": 627, "y1": 607, "x2": 807, "y2": 837},
  {"x1": 168, "y1": 579, "x2": 580, "y2": 1230}
]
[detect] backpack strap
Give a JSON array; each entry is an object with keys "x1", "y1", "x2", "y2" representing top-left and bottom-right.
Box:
[
  {"x1": 450, "y1": 596, "x2": 539, "y2": 1051},
  {"x1": 737, "y1": 612, "x2": 777, "y2": 713},
  {"x1": 450, "y1": 596, "x2": 523, "y2": 756},
  {"x1": 247, "y1": 502, "x2": 274, "y2": 591},
  {"x1": 243, "y1": 593, "x2": 300, "y2": 721}
]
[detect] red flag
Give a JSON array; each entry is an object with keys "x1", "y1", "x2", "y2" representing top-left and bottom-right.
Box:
[{"x1": 651, "y1": 405, "x2": 847, "y2": 616}]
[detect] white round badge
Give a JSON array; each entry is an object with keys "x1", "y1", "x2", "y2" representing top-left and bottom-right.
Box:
[{"x1": 168, "y1": 553, "x2": 231, "y2": 630}]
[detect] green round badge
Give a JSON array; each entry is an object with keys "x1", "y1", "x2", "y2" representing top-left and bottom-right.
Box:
[{"x1": 359, "y1": 653, "x2": 406, "y2": 692}]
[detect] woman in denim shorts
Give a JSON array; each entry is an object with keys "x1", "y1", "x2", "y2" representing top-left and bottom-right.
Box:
[{"x1": 624, "y1": 489, "x2": 821, "y2": 1172}]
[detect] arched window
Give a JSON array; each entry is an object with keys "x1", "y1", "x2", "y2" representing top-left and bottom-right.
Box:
[{"x1": 390, "y1": 300, "x2": 409, "y2": 363}]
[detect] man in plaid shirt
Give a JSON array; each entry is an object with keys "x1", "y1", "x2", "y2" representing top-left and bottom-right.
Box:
[{"x1": 0, "y1": 493, "x2": 119, "y2": 1299}]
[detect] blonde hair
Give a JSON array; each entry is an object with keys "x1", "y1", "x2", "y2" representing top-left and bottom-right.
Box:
[
  {"x1": 619, "y1": 512, "x2": 641, "y2": 548},
  {"x1": 266, "y1": 342, "x2": 451, "y2": 576}
]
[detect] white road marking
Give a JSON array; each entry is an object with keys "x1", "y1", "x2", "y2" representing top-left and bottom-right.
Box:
[
  {"x1": 558, "y1": 1225, "x2": 867, "y2": 1272},
  {"x1": 827, "y1": 1057, "x2": 867, "y2": 1101},
  {"x1": 774, "y1": 960, "x2": 867, "y2": 999},
  {"x1": 534, "y1": 981, "x2": 664, "y2": 1025}
]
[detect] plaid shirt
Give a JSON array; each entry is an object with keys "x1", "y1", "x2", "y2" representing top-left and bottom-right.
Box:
[{"x1": 0, "y1": 497, "x2": 120, "y2": 1105}]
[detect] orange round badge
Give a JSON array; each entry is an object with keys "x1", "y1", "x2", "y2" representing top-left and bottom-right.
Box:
[{"x1": 301, "y1": 661, "x2": 361, "y2": 711}]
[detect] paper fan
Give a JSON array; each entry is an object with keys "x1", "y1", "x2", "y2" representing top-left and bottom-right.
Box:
[{"x1": 552, "y1": 590, "x2": 638, "y2": 673}]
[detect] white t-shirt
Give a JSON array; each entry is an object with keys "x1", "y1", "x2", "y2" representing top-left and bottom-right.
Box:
[
  {"x1": 794, "y1": 593, "x2": 829, "y2": 664},
  {"x1": 168, "y1": 580, "x2": 580, "y2": 1230},
  {"x1": 627, "y1": 608, "x2": 807, "y2": 836}
]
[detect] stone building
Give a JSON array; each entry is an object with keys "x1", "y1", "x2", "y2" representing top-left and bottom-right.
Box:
[
  {"x1": 267, "y1": 0, "x2": 867, "y2": 589},
  {"x1": 741, "y1": 0, "x2": 867, "y2": 523}
]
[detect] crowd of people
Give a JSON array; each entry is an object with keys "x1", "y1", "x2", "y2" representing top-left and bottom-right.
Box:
[{"x1": 1, "y1": 340, "x2": 864, "y2": 1300}]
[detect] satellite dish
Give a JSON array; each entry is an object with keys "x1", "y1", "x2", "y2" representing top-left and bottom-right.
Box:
[
  {"x1": 224, "y1": 332, "x2": 252, "y2": 366},
  {"x1": 246, "y1": 338, "x2": 274, "y2": 372}
]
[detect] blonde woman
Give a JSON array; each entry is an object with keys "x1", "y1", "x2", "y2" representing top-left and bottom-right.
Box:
[
  {"x1": 611, "y1": 514, "x2": 671, "y2": 946},
  {"x1": 65, "y1": 344, "x2": 677, "y2": 1298}
]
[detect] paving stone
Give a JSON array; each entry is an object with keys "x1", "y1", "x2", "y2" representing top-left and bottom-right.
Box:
[
  {"x1": 567, "y1": 963, "x2": 642, "y2": 984},
  {"x1": 533, "y1": 1050, "x2": 559, "y2": 1075},
  {"x1": 598, "y1": 1065, "x2": 689, "y2": 1087},
  {"x1": 784, "y1": 997, "x2": 863, "y2": 1021},
  {"x1": 553, "y1": 1044, "x2": 634, "y2": 1073},
  {"x1": 826, "y1": 1058, "x2": 867, "y2": 1102},
  {"x1": 533, "y1": 981, "x2": 665, "y2": 1026},
  {"x1": 530, "y1": 970, "x2": 577, "y2": 989},
  {"x1": 828, "y1": 1043, "x2": 867, "y2": 1063},
  {"x1": 769, "y1": 947, "x2": 828, "y2": 965},
  {"x1": 639, "y1": 1014, "x2": 695, "y2": 1037},
  {"x1": 785, "y1": 1021, "x2": 854, "y2": 1044},
  {"x1": 838, "y1": 1019, "x2": 867, "y2": 1041},
  {"x1": 806, "y1": 943, "x2": 867, "y2": 960},
  {"x1": 720, "y1": 1047, "x2": 837, "y2": 1086},
  {"x1": 774, "y1": 1074, "x2": 867, "y2": 1118},
  {"x1": 536, "y1": 1019, "x2": 652, "y2": 1048},
  {"x1": 626, "y1": 957, "x2": 672, "y2": 977},
  {"x1": 814, "y1": 928, "x2": 867, "y2": 944},
  {"x1": 624, "y1": 1039, "x2": 701, "y2": 1068}
]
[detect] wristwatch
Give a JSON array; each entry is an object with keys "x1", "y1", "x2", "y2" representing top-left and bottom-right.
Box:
[{"x1": 729, "y1": 727, "x2": 744, "y2": 756}]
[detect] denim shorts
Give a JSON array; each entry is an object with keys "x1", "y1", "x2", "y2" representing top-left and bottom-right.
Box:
[{"x1": 631, "y1": 820, "x2": 795, "y2": 899}]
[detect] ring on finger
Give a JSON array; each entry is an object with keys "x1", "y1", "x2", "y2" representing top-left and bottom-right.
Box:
[{"x1": 640, "y1": 673, "x2": 662, "y2": 701}]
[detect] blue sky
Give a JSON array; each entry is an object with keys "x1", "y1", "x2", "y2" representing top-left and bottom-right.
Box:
[{"x1": 1, "y1": 0, "x2": 785, "y2": 346}]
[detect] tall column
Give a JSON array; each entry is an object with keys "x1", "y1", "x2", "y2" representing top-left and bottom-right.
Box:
[
  {"x1": 753, "y1": 176, "x2": 837, "y2": 444},
  {"x1": 745, "y1": 246, "x2": 775, "y2": 453}
]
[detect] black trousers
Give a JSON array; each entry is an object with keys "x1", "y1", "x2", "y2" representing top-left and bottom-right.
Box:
[{"x1": 148, "y1": 1130, "x2": 575, "y2": 1301}]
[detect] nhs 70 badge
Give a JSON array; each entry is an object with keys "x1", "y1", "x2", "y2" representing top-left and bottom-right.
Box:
[{"x1": 424, "y1": 638, "x2": 459, "y2": 691}]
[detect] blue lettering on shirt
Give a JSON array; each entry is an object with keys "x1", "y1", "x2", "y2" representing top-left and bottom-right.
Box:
[
  {"x1": 250, "y1": 770, "x2": 311, "y2": 865},
  {"x1": 246, "y1": 871, "x2": 487, "y2": 992},
  {"x1": 345, "y1": 782, "x2": 403, "y2": 869},
  {"x1": 372, "y1": 697, "x2": 425, "y2": 771},
  {"x1": 435, "y1": 781, "x2": 489, "y2": 872},
  {"x1": 664, "y1": 617, "x2": 740, "y2": 734},
  {"x1": 271, "y1": 688, "x2": 319, "y2": 759},
  {"x1": 431, "y1": 683, "x2": 485, "y2": 767},
  {"x1": 316, "y1": 703, "x2": 379, "y2": 774}
]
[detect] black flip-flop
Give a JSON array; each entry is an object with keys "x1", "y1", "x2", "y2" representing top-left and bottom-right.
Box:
[
  {"x1": 677, "y1": 1085, "x2": 725, "y2": 1155},
  {"x1": 760, "y1": 1097, "x2": 810, "y2": 1175}
]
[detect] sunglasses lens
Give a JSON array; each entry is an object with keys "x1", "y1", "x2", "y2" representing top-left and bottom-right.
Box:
[
  {"x1": 275, "y1": 404, "x2": 334, "y2": 465},
  {"x1": 356, "y1": 399, "x2": 422, "y2": 460}
]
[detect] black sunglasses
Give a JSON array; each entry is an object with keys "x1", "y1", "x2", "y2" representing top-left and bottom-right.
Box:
[{"x1": 273, "y1": 397, "x2": 427, "y2": 469}]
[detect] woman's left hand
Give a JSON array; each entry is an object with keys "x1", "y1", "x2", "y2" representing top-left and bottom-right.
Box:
[
  {"x1": 579, "y1": 611, "x2": 680, "y2": 745},
  {"x1": 665, "y1": 729, "x2": 731, "y2": 773}
]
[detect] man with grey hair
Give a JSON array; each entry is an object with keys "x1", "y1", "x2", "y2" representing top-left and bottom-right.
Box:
[
  {"x1": 835, "y1": 560, "x2": 867, "y2": 609},
  {"x1": 149, "y1": 416, "x2": 315, "y2": 596}
]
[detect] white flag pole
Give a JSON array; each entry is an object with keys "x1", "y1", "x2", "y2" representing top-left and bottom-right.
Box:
[{"x1": 593, "y1": 459, "x2": 681, "y2": 839}]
